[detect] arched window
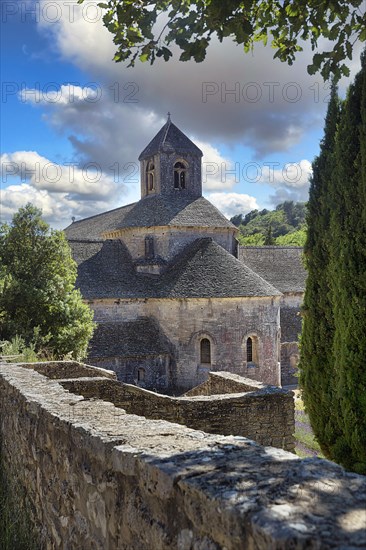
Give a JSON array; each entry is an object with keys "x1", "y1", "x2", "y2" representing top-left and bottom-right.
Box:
[
  {"x1": 137, "y1": 368, "x2": 146, "y2": 382},
  {"x1": 246, "y1": 335, "x2": 259, "y2": 364},
  {"x1": 145, "y1": 235, "x2": 154, "y2": 260},
  {"x1": 174, "y1": 161, "x2": 187, "y2": 189},
  {"x1": 146, "y1": 161, "x2": 155, "y2": 193},
  {"x1": 200, "y1": 338, "x2": 211, "y2": 364},
  {"x1": 246, "y1": 337, "x2": 253, "y2": 362}
]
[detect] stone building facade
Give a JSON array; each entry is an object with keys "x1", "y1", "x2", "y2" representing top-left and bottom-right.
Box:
[
  {"x1": 65, "y1": 117, "x2": 283, "y2": 393},
  {"x1": 239, "y1": 246, "x2": 305, "y2": 385}
]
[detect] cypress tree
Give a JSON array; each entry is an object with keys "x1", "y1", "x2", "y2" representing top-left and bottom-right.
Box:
[
  {"x1": 301, "y1": 53, "x2": 366, "y2": 474},
  {"x1": 300, "y1": 83, "x2": 341, "y2": 456},
  {"x1": 327, "y1": 52, "x2": 366, "y2": 473}
]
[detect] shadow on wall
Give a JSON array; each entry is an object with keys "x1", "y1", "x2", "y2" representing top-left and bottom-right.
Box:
[
  {"x1": 0, "y1": 362, "x2": 365, "y2": 549},
  {"x1": 136, "y1": 444, "x2": 366, "y2": 549}
]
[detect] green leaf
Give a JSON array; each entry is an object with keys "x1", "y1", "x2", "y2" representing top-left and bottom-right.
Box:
[
  {"x1": 307, "y1": 63, "x2": 318, "y2": 75},
  {"x1": 139, "y1": 52, "x2": 150, "y2": 62}
]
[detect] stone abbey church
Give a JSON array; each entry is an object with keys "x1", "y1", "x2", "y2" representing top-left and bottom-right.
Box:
[{"x1": 65, "y1": 117, "x2": 305, "y2": 393}]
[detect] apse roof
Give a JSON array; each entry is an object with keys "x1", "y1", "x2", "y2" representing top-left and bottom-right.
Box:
[{"x1": 69, "y1": 237, "x2": 281, "y2": 300}]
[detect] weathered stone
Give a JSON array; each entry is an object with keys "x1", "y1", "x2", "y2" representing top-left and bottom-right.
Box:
[{"x1": 1, "y1": 363, "x2": 365, "y2": 549}]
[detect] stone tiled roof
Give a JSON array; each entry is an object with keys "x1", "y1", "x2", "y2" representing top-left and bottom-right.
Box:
[
  {"x1": 88, "y1": 318, "x2": 172, "y2": 358},
  {"x1": 158, "y1": 238, "x2": 281, "y2": 298},
  {"x1": 64, "y1": 203, "x2": 136, "y2": 240},
  {"x1": 64, "y1": 196, "x2": 235, "y2": 239},
  {"x1": 114, "y1": 195, "x2": 236, "y2": 230},
  {"x1": 69, "y1": 238, "x2": 281, "y2": 300},
  {"x1": 138, "y1": 119, "x2": 202, "y2": 160},
  {"x1": 239, "y1": 246, "x2": 306, "y2": 294}
]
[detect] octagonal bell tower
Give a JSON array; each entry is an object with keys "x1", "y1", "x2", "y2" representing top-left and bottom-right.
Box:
[{"x1": 138, "y1": 114, "x2": 203, "y2": 200}]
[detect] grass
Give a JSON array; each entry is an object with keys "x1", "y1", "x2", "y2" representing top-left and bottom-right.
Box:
[{"x1": 293, "y1": 391, "x2": 325, "y2": 459}]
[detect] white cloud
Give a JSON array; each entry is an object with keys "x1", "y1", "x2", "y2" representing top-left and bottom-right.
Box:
[
  {"x1": 35, "y1": 0, "x2": 356, "y2": 157},
  {"x1": 0, "y1": 149, "x2": 127, "y2": 228},
  {"x1": 1, "y1": 151, "x2": 119, "y2": 198},
  {"x1": 194, "y1": 140, "x2": 238, "y2": 191},
  {"x1": 0, "y1": 182, "x2": 120, "y2": 229},
  {"x1": 259, "y1": 159, "x2": 312, "y2": 189},
  {"x1": 19, "y1": 84, "x2": 100, "y2": 105},
  {"x1": 206, "y1": 192, "x2": 258, "y2": 219}
]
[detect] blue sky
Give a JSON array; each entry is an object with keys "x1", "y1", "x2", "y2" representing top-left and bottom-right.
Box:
[{"x1": 1, "y1": 1, "x2": 362, "y2": 227}]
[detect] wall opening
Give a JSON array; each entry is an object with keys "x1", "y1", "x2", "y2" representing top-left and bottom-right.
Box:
[
  {"x1": 174, "y1": 161, "x2": 187, "y2": 189},
  {"x1": 145, "y1": 236, "x2": 155, "y2": 260},
  {"x1": 247, "y1": 337, "x2": 253, "y2": 362},
  {"x1": 246, "y1": 335, "x2": 259, "y2": 365},
  {"x1": 137, "y1": 368, "x2": 146, "y2": 382},
  {"x1": 200, "y1": 338, "x2": 211, "y2": 364},
  {"x1": 146, "y1": 161, "x2": 155, "y2": 193}
]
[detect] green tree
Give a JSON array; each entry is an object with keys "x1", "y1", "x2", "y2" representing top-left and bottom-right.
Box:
[
  {"x1": 300, "y1": 83, "x2": 341, "y2": 460},
  {"x1": 275, "y1": 226, "x2": 307, "y2": 246},
  {"x1": 277, "y1": 201, "x2": 306, "y2": 227},
  {"x1": 230, "y1": 213, "x2": 243, "y2": 227},
  {"x1": 326, "y1": 52, "x2": 366, "y2": 473},
  {"x1": 300, "y1": 53, "x2": 366, "y2": 474},
  {"x1": 264, "y1": 224, "x2": 275, "y2": 245},
  {"x1": 237, "y1": 232, "x2": 265, "y2": 246},
  {"x1": 91, "y1": 0, "x2": 366, "y2": 80},
  {"x1": 239, "y1": 208, "x2": 292, "y2": 238},
  {"x1": 0, "y1": 204, "x2": 95, "y2": 359}
]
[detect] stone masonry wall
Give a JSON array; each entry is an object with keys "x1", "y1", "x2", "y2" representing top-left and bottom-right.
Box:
[
  {"x1": 88, "y1": 354, "x2": 172, "y2": 391},
  {"x1": 59, "y1": 371, "x2": 295, "y2": 452},
  {"x1": 184, "y1": 371, "x2": 269, "y2": 396},
  {"x1": 90, "y1": 295, "x2": 281, "y2": 391},
  {"x1": 280, "y1": 293, "x2": 303, "y2": 386},
  {"x1": 118, "y1": 226, "x2": 237, "y2": 263},
  {"x1": 1, "y1": 363, "x2": 365, "y2": 550}
]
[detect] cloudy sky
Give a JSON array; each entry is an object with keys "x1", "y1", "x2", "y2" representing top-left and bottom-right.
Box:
[{"x1": 1, "y1": 1, "x2": 363, "y2": 228}]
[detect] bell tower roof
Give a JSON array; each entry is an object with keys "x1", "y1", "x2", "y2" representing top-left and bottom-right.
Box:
[{"x1": 138, "y1": 115, "x2": 203, "y2": 161}]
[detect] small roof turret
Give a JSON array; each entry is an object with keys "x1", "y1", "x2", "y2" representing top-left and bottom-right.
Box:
[{"x1": 138, "y1": 115, "x2": 203, "y2": 160}]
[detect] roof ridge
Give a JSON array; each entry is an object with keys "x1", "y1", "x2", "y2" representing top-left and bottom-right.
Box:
[
  {"x1": 161, "y1": 118, "x2": 171, "y2": 147},
  {"x1": 240, "y1": 245, "x2": 303, "y2": 250},
  {"x1": 67, "y1": 239, "x2": 104, "y2": 243}
]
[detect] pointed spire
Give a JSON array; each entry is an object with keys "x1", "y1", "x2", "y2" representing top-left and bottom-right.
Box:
[{"x1": 138, "y1": 116, "x2": 203, "y2": 160}]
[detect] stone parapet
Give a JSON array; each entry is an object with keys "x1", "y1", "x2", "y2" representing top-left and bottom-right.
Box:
[
  {"x1": 59, "y1": 373, "x2": 295, "y2": 452},
  {"x1": 1, "y1": 363, "x2": 365, "y2": 550}
]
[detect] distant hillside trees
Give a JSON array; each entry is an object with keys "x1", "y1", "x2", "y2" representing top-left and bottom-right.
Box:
[
  {"x1": 300, "y1": 53, "x2": 366, "y2": 474},
  {"x1": 0, "y1": 204, "x2": 95, "y2": 360},
  {"x1": 231, "y1": 201, "x2": 307, "y2": 246}
]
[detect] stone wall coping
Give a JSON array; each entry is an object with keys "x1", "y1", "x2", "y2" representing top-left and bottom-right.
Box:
[
  {"x1": 13, "y1": 360, "x2": 117, "y2": 380},
  {"x1": 58, "y1": 375, "x2": 292, "y2": 402},
  {"x1": 63, "y1": 378, "x2": 291, "y2": 402}
]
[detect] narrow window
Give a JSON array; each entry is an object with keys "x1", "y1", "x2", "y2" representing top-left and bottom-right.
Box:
[
  {"x1": 145, "y1": 236, "x2": 154, "y2": 260},
  {"x1": 174, "y1": 161, "x2": 187, "y2": 189},
  {"x1": 146, "y1": 161, "x2": 155, "y2": 193},
  {"x1": 200, "y1": 338, "x2": 211, "y2": 364},
  {"x1": 246, "y1": 337, "x2": 253, "y2": 362},
  {"x1": 137, "y1": 368, "x2": 146, "y2": 382}
]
